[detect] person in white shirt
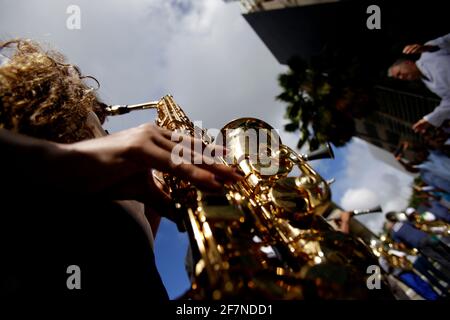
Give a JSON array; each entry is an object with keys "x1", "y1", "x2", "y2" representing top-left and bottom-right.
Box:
[{"x1": 388, "y1": 33, "x2": 450, "y2": 134}]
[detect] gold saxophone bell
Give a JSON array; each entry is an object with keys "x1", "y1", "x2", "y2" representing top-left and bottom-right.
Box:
[{"x1": 106, "y1": 96, "x2": 393, "y2": 300}]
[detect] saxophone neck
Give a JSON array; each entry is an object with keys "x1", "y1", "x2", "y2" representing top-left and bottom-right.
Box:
[{"x1": 105, "y1": 100, "x2": 160, "y2": 116}]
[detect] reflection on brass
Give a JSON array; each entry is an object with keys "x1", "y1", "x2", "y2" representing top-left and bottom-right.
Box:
[
  {"x1": 107, "y1": 95, "x2": 392, "y2": 300},
  {"x1": 269, "y1": 177, "x2": 308, "y2": 213},
  {"x1": 369, "y1": 237, "x2": 416, "y2": 271}
]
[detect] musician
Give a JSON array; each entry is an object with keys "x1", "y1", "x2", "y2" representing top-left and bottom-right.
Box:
[
  {"x1": 388, "y1": 33, "x2": 450, "y2": 134},
  {"x1": 403, "y1": 207, "x2": 450, "y2": 233},
  {"x1": 395, "y1": 146, "x2": 450, "y2": 194},
  {"x1": 325, "y1": 208, "x2": 352, "y2": 234},
  {"x1": 377, "y1": 246, "x2": 440, "y2": 300},
  {"x1": 0, "y1": 39, "x2": 241, "y2": 297},
  {"x1": 414, "y1": 184, "x2": 450, "y2": 210},
  {"x1": 419, "y1": 201, "x2": 450, "y2": 224},
  {"x1": 325, "y1": 206, "x2": 382, "y2": 235},
  {"x1": 385, "y1": 212, "x2": 450, "y2": 291}
]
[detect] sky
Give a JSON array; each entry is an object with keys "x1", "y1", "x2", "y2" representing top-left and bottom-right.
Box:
[{"x1": 0, "y1": 0, "x2": 415, "y2": 298}]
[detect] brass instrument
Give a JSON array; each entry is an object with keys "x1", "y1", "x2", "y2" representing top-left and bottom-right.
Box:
[
  {"x1": 352, "y1": 205, "x2": 383, "y2": 217},
  {"x1": 369, "y1": 235, "x2": 418, "y2": 271},
  {"x1": 368, "y1": 235, "x2": 448, "y2": 298},
  {"x1": 107, "y1": 95, "x2": 391, "y2": 299},
  {"x1": 326, "y1": 205, "x2": 383, "y2": 222},
  {"x1": 411, "y1": 215, "x2": 450, "y2": 236},
  {"x1": 386, "y1": 211, "x2": 450, "y2": 236}
]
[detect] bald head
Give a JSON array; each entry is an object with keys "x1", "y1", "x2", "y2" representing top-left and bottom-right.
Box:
[{"x1": 388, "y1": 59, "x2": 422, "y2": 81}]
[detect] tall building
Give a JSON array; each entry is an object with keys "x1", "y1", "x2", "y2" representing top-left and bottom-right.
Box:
[
  {"x1": 240, "y1": 0, "x2": 355, "y2": 64},
  {"x1": 227, "y1": 0, "x2": 338, "y2": 13},
  {"x1": 227, "y1": 0, "x2": 446, "y2": 165},
  {"x1": 232, "y1": 0, "x2": 447, "y2": 64},
  {"x1": 355, "y1": 86, "x2": 440, "y2": 162}
]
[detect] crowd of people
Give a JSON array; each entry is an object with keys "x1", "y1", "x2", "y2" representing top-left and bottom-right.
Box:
[
  {"x1": 380, "y1": 204, "x2": 450, "y2": 300},
  {"x1": 386, "y1": 33, "x2": 450, "y2": 300},
  {"x1": 370, "y1": 34, "x2": 449, "y2": 300},
  {"x1": 380, "y1": 135, "x2": 450, "y2": 300},
  {"x1": 329, "y1": 33, "x2": 450, "y2": 300}
]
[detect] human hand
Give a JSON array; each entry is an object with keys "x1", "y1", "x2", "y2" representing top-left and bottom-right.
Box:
[
  {"x1": 59, "y1": 123, "x2": 243, "y2": 199},
  {"x1": 403, "y1": 44, "x2": 436, "y2": 55},
  {"x1": 412, "y1": 118, "x2": 432, "y2": 134},
  {"x1": 337, "y1": 211, "x2": 352, "y2": 234},
  {"x1": 331, "y1": 211, "x2": 351, "y2": 234},
  {"x1": 394, "y1": 141, "x2": 408, "y2": 159},
  {"x1": 403, "y1": 44, "x2": 423, "y2": 54}
]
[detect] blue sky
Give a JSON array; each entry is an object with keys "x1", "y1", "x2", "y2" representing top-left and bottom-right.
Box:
[{"x1": 0, "y1": 0, "x2": 415, "y2": 299}]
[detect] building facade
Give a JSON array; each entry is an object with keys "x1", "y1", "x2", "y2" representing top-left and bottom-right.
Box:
[
  {"x1": 227, "y1": 0, "x2": 445, "y2": 164},
  {"x1": 355, "y1": 86, "x2": 439, "y2": 161}
]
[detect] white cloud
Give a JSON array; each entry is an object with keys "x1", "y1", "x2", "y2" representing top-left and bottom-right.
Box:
[
  {"x1": 335, "y1": 138, "x2": 415, "y2": 234},
  {"x1": 341, "y1": 188, "x2": 379, "y2": 211}
]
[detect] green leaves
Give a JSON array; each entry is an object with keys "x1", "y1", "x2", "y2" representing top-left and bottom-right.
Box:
[
  {"x1": 284, "y1": 122, "x2": 299, "y2": 132},
  {"x1": 276, "y1": 91, "x2": 294, "y2": 103},
  {"x1": 277, "y1": 55, "x2": 357, "y2": 151}
]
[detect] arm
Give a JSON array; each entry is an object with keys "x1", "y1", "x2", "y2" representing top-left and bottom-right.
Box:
[
  {"x1": 414, "y1": 99, "x2": 450, "y2": 133},
  {"x1": 425, "y1": 33, "x2": 450, "y2": 51},
  {"x1": 395, "y1": 157, "x2": 420, "y2": 173},
  {"x1": 403, "y1": 33, "x2": 450, "y2": 55},
  {"x1": 338, "y1": 211, "x2": 352, "y2": 234},
  {"x1": 422, "y1": 99, "x2": 450, "y2": 128},
  {"x1": 326, "y1": 209, "x2": 351, "y2": 234},
  {"x1": 0, "y1": 128, "x2": 86, "y2": 195},
  {"x1": 394, "y1": 141, "x2": 409, "y2": 158},
  {"x1": 0, "y1": 125, "x2": 242, "y2": 199}
]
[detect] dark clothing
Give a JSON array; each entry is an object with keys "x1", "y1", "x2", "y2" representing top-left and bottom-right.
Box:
[
  {"x1": 398, "y1": 272, "x2": 439, "y2": 300},
  {"x1": 417, "y1": 203, "x2": 450, "y2": 223},
  {"x1": 413, "y1": 255, "x2": 450, "y2": 296},
  {"x1": 428, "y1": 201, "x2": 450, "y2": 223},
  {"x1": 391, "y1": 223, "x2": 450, "y2": 296},
  {"x1": 0, "y1": 195, "x2": 168, "y2": 299},
  {"x1": 391, "y1": 222, "x2": 428, "y2": 248},
  {"x1": 418, "y1": 237, "x2": 450, "y2": 280}
]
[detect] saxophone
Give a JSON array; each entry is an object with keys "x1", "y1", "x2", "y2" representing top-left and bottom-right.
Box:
[{"x1": 107, "y1": 95, "x2": 391, "y2": 299}]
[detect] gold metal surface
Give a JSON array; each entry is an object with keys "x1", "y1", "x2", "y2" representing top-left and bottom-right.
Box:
[
  {"x1": 269, "y1": 177, "x2": 308, "y2": 213},
  {"x1": 106, "y1": 95, "x2": 392, "y2": 299}
]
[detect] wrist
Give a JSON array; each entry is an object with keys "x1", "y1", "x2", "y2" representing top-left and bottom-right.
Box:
[{"x1": 47, "y1": 142, "x2": 103, "y2": 194}]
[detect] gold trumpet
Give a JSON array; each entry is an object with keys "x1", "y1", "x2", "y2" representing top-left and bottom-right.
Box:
[{"x1": 106, "y1": 95, "x2": 392, "y2": 299}]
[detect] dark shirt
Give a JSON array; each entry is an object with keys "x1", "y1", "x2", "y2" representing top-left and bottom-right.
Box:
[
  {"x1": 0, "y1": 195, "x2": 168, "y2": 299},
  {"x1": 391, "y1": 222, "x2": 428, "y2": 248},
  {"x1": 427, "y1": 201, "x2": 450, "y2": 223}
]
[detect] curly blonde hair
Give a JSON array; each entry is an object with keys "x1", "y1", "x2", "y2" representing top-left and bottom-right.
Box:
[{"x1": 0, "y1": 39, "x2": 107, "y2": 143}]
